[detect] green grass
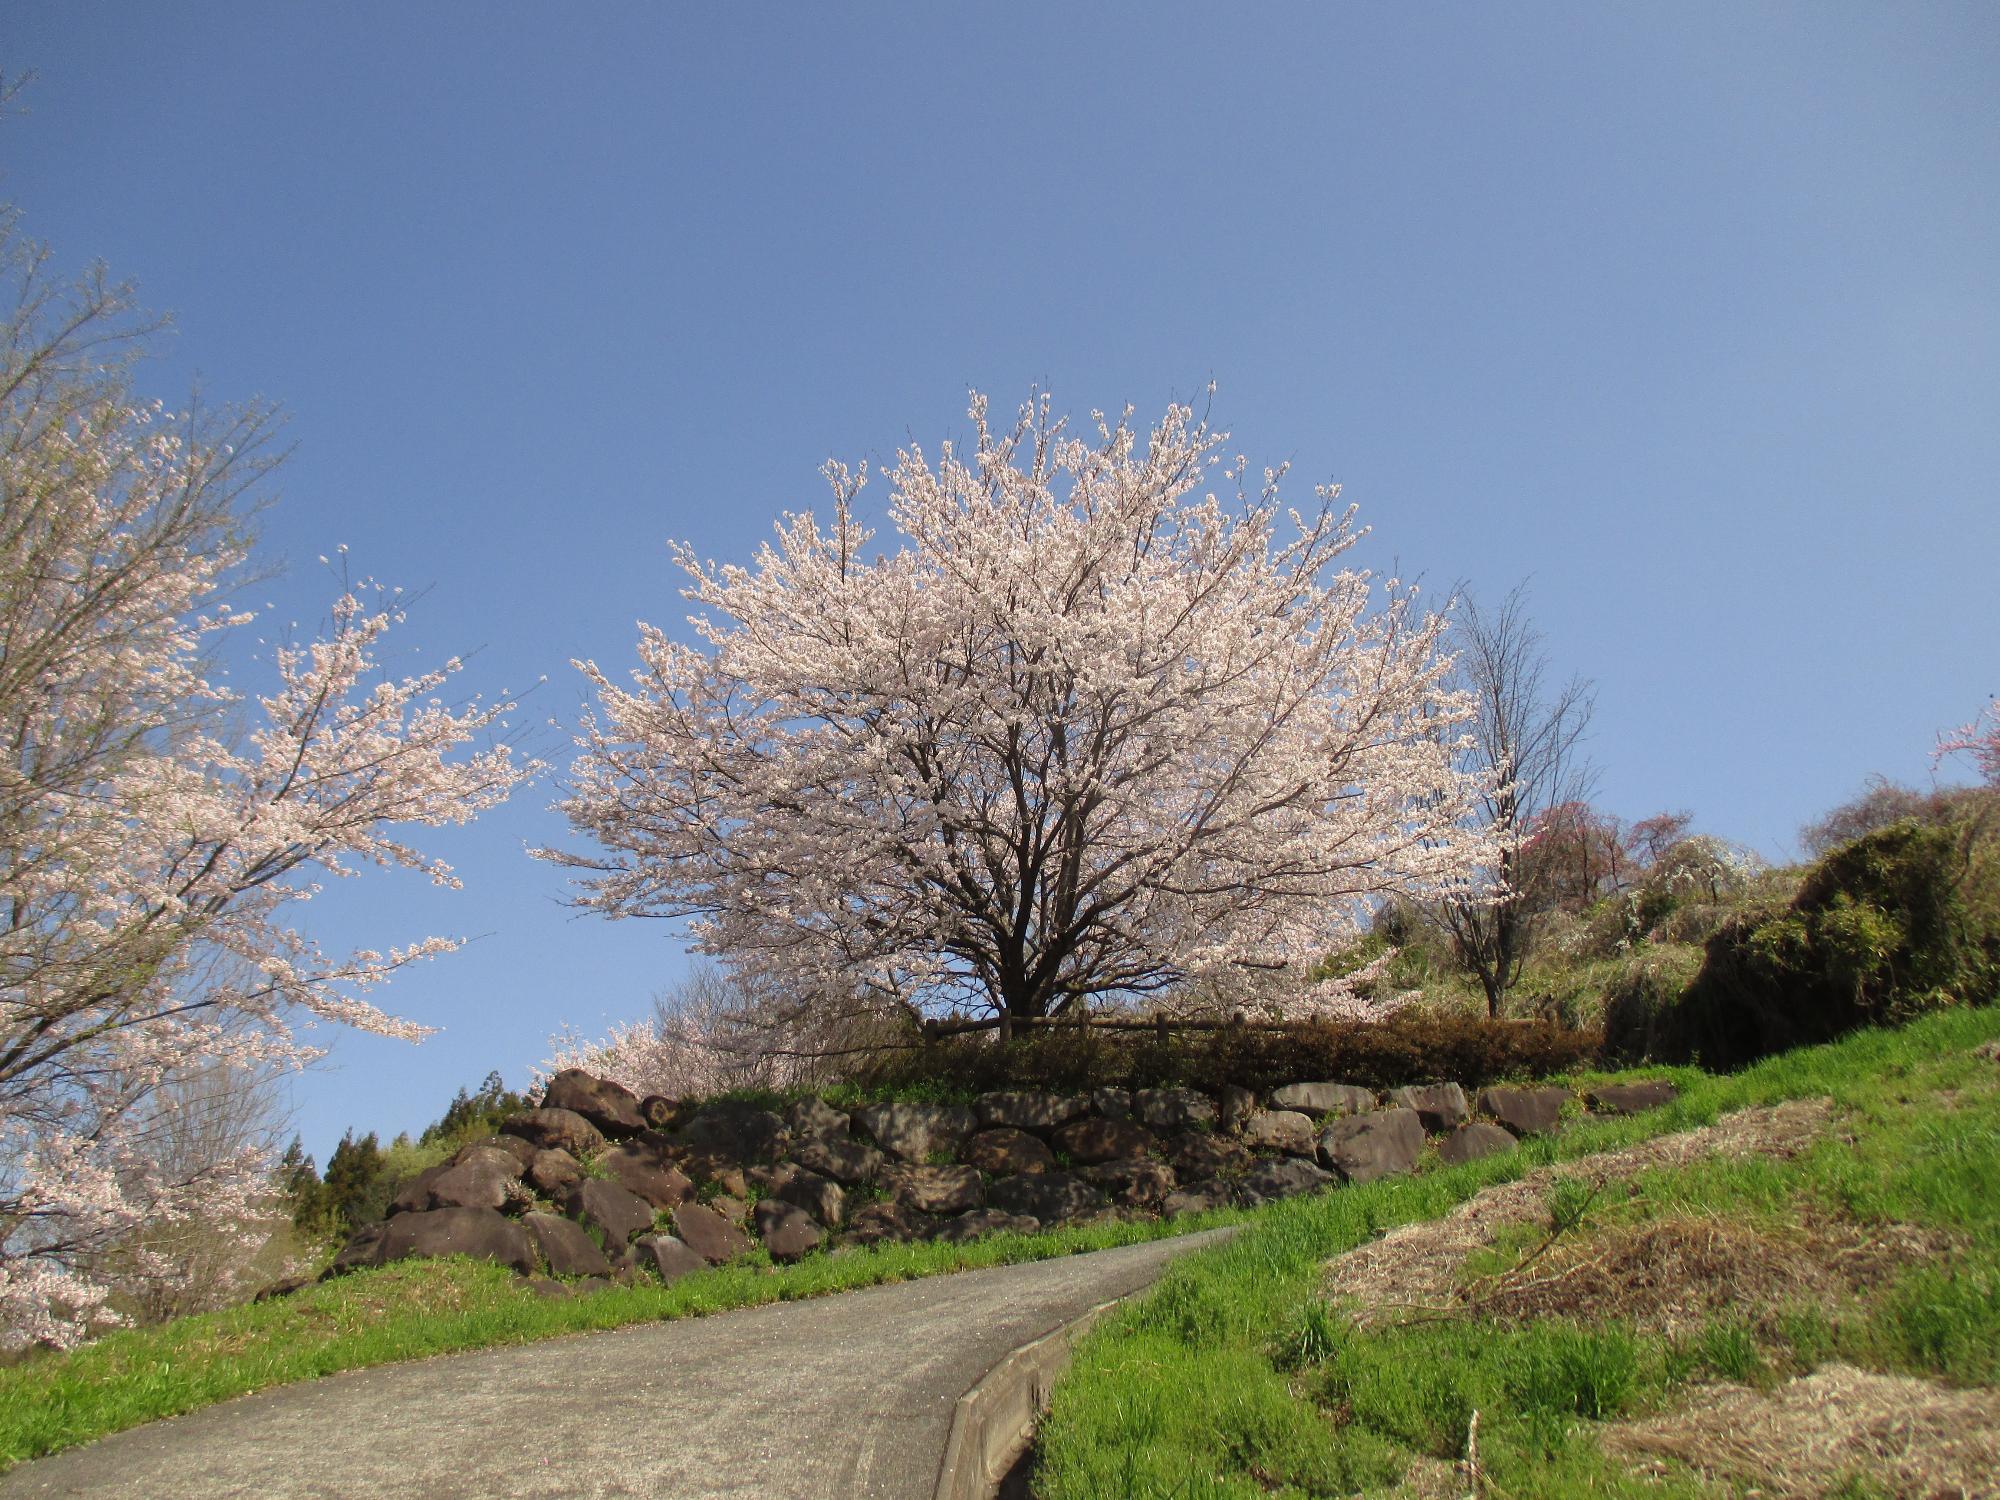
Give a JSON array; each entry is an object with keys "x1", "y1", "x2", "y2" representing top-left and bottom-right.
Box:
[
  {"x1": 1034, "y1": 1004, "x2": 2000, "y2": 1498},
  {"x1": 0, "y1": 1201, "x2": 1245, "y2": 1472}
]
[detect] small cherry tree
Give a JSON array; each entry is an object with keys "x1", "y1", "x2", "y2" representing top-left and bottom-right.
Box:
[
  {"x1": 1938, "y1": 699, "x2": 2000, "y2": 786},
  {"x1": 0, "y1": 216, "x2": 534, "y2": 1348},
  {"x1": 545, "y1": 393, "x2": 1492, "y2": 1040}
]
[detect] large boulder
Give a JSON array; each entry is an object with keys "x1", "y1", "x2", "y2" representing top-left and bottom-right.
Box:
[
  {"x1": 1053, "y1": 1116, "x2": 1157, "y2": 1165},
  {"x1": 1439, "y1": 1122, "x2": 1518, "y2": 1166},
  {"x1": 985, "y1": 1171, "x2": 1108, "y2": 1225},
  {"x1": 387, "y1": 1163, "x2": 451, "y2": 1216},
  {"x1": 1388, "y1": 1083, "x2": 1470, "y2": 1134},
  {"x1": 932, "y1": 1208, "x2": 1040, "y2": 1244},
  {"x1": 1271, "y1": 1082, "x2": 1376, "y2": 1118},
  {"x1": 789, "y1": 1134, "x2": 884, "y2": 1186},
  {"x1": 525, "y1": 1147, "x2": 584, "y2": 1198},
  {"x1": 1238, "y1": 1110, "x2": 1318, "y2": 1157},
  {"x1": 1169, "y1": 1132, "x2": 1252, "y2": 1180},
  {"x1": 964, "y1": 1127, "x2": 1056, "y2": 1176},
  {"x1": 782, "y1": 1097, "x2": 850, "y2": 1141},
  {"x1": 770, "y1": 1166, "x2": 845, "y2": 1229},
  {"x1": 1587, "y1": 1081, "x2": 1679, "y2": 1116},
  {"x1": 853, "y1": 1102, "x2": 976, "y2": 1163},
  {"x1": 1081, "y1": 1157, "x2": 1178, "y2": 1211},
  {"x1": 842, "y1": 1200, "x2": 939, "y2": 1247},
  {"x1": 1090, "y1": 1087, "x2": 1133, "y2": 1121},
  {"x1": 501, "y1": 1108, "x2": 606, "y2": 1158},
  {"x1": 597, "y1": 1143, "x2": 694, "y2": 1210},
  {"x1": 522, "y1": 1211, "x2": 612, "y2": 1278},
  {"x1": 674, "y1": 1102, "x2": 790, "y2": 1165},
  {"x1": 974, "y1": 1091, "x2": 1089, "y2": 1133},
  {"x1": 377, "y1": 1207, "x2": 536, "y2": 1275},
  {"x1": 1132, "y1": 1088, "x2": 1217, "y2": 1130},
  {"x1": 753, "y1": 1199, "x2": 824, "y2": 1262},
  {"x1": 422, "y1": 1157, "x2": 518, "y2": 1213},
  {"x1": 1218, "y1": 1085, "x2": 1258, "y2": 1136},
  {"x1": 323, "y1": 1221, "x2": 389, "y2": 1277},
  {"x1": 880, "y1": 1163, "x2": 983, "y2": 1215},
  {"x1": 671, "y1": 1203, "x2": 754, "y2": 1264},
  {"x1": 562, "y1": 1179, "x2": 656, "y2": 1247},
  {"x1": 473, "y1": 1134, "x2": 539, "y2": 1172},
  {"x1": 1317, "y1": 1108, "x2": 1425, "y2": 1184},
  {"x1": 1236, "y1": 1156, "x2": 1337, "y2": 1206},
  {"x1": 1475, "y1": 1085, "x2": 1571, "y2": 1137},
  {"x1": 1161, "y1": 1178, "x2": 1239, "y2": 1217},
  {"x1": 627, "y1": 1232, "x2": 708, "y2": 1285},
  {"x1": 540, "y1": 1069, "x2": 646, "y2": 1137}
]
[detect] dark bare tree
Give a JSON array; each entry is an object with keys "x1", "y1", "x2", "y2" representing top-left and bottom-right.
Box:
[{"x1": 1426, "y1": 583, "x2": 1596, "y2": 1017}]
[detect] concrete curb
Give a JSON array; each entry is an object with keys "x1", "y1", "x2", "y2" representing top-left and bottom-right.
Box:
[{"x1": 932, "y1": 1227, "x2": 1236, "y2": 1500}]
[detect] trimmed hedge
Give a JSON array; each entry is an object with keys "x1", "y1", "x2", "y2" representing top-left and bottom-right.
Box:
[{"x1": 845, "y1": 1012, "x2": 1600, "y2": 1096}]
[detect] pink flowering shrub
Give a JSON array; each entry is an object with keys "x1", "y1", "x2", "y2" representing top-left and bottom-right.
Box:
[
  {"x1": 1938, "y1": 699, "x2": 2000, "y2": 786},
  {"x1": 0, "y1": 218, "x2": 535, "y2": 1348}
]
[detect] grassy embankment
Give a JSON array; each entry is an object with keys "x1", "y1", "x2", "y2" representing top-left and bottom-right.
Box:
[{"x1": 1034, "y1": 1003, "x2": 2000, "y2": 1498}]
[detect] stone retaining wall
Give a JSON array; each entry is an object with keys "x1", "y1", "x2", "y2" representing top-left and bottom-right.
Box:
[{"x1": 316, "y1": 1070, "x2": 1680, "y2": 1296}]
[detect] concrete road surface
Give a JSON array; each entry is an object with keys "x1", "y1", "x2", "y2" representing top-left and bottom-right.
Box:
[{"x1": 1, "y1": 1229, "x2": 1230, "y2": 1499}]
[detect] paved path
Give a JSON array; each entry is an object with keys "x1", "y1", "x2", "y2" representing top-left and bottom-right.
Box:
[{"x1": 1, "y1": 1229, "x2": 1230, "y2": 1500}]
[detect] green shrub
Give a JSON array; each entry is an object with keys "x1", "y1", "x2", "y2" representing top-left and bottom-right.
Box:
[{"x1": 1653, "y1": 817, "x2": 1998, "y2": 1068}]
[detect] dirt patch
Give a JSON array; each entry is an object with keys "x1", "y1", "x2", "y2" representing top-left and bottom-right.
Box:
[
  {"x1": 1601, "y1": 1363, "x2": 2000, "y2": 1498},
  {"x1": 1327, "y1": 1096, "x2": 1840, "y2": 1324},
  {"x1": 1474, "y1": 1208, "x2": 1952, "y2": 1339}
]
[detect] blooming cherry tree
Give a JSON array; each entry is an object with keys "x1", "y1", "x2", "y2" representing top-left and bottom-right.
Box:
[
  {"x1": 1937, "y1": 699, "x2": 2000, "y2": 786},
  {"x1": 546, "y1": 393, "x2": 1491, "y2": 1038},
  {"x1": 0, "y1": 220, "x2": 535, "y2": 1347}
]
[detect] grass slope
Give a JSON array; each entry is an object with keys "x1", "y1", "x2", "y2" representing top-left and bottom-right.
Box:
[
  {"x1": 1034, "y1": 1005, "x2": 2000, "y2": 1498},
  {"x1": 0, "y1": 1204, "x2": 1244, "y2": 1473}
]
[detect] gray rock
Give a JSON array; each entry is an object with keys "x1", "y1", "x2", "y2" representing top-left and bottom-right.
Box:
[
  {"x1": 1236, "y1": 1156, "x2": 1337, "y2": 1206},
  {"x1": 1218, "y1": 1084, "x2": 1258, "y2": 1135},
  {"x1": 782, "y1": 1096, "x2": 850, "y2": 1140},
  {"x1": 1388, "y1": 1083, "x2": 1470, "y2": 1133},
  {"x1": 1169, "y1": 1132, "x2": 1252, "y2": 1180},
  {"x1": 457, "y1": 1138, "x2": 532, "y2": 1175},
  {"x1": 628, "y1": 1232, "x2": 708, "y2": 1284},
  {"x1": 841, "y1": 1200, "x2": 939, "y2": 1247},
  {"x1": 852, "y1": 1102, "x2": 976, "y2": 1163},
  {"x1": 387, "y1": 1163, "x2": 451, "y2": 1216},
  {"x1": 377, "y1": 1207, "x2": 537, "y2": 1275},
  {"x1": 964, "y1": 1127, "x2": 1056, "y2": 1176},
  {"x1": 1091, "y1": 1087, "x2": 1133, "y2": 1120},
  {"x1": 1053, "y1": 1116, "x2": 1157, "y2": 1165},
  {"x1": 540, "y1": 1069, "x2": 646, "y2": 1137},
  {"x1": 1161, "y1": 1178, "x2": 1240, "y2": 1217},
  {"x1": 1475, "y1": 1085, "x2": 1571, "y2": 1137},
  {"x1": 974, "y1": 1090, "x2": 1089, "y2": 1133},
  {"x1": 789, "y1": 1134, "x2": 884, "y2": 1186},
  {"x1": 501, "y1": 1108, "x2": 606, "y2": 1158},
  {"x1": 421, "y1": 1158, "x2": 516, "y2": 1213},
  {"x1": 1238, "y1": 1109, "x2": 1318, "y2": 1157},
  {"x1": 1439, "y1": 1122, "x2": 1518, "y2": 1166},
  {"x1": 753, "y1": 1199, "x2": 824, "y2": 1261},
  {"x1": 1080, "y1": 1157, "x2": 1177, "y2": 1211},
  {"x1": 931, "y1": 1208, "x2": 1040, "y2": 1244},
  {"x1": 525, "y1": 1147, "x2": 583, "y2": 1198},
  {"x1": 1318, "y1": 1108, "x2": 1425, "y2": 1184},
  {"x1": 1132, "y1": 1088, "x2": 1218, "y2": 1130},
  {"x1": 674, "y1": 1102, "x2": 791, "y2": 1165},
  {"x1": 598, "y1": 1143, "x2": 694, "y2": 1210},
  {"x1": 880, "y1": 1162, "x2": 984, "y2": 1215},
  {"x1": 1587, "y1": 1081, "x2": 1679, "y2": 1116},
  {"x1": 671, "y1": 1202, "x2": 754, "y2": 1264},
  {"x1": 771, "y1": 1166, "x2": 845, "y2": 1228},
  {"x1": 1271, "y1": 1082, "x2": 1376, "y2": 1118},
  {"x1": 562, "y1": 1178, "x2": 656, "y2": 1246},
  {"x1": 522, "y1": 1211, "x2": 612, "y2": 1277},
  {"x1": 985, "y1": 1171, "x2": 1108, "y2": 1225},
  {"x1": 322, "y1": 1221, "x2": 389, "y2": 1277}
]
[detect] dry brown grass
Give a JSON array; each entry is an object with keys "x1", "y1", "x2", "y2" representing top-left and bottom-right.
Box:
[
  {"x1": 1601, "y1": 1363, "x2": 2000, "y2": 1498},
  {"x1": 1328, "y1": 1097, "x2": 1840, "y2": 1326},
  {"x1": 1474, "y1": 1209, "x2": 1952, "y2": 1339}
]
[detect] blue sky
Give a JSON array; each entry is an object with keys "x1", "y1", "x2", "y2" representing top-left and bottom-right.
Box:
[{"x1": 5, "y1": 4, "x2": 1996, "y2": 1164}]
